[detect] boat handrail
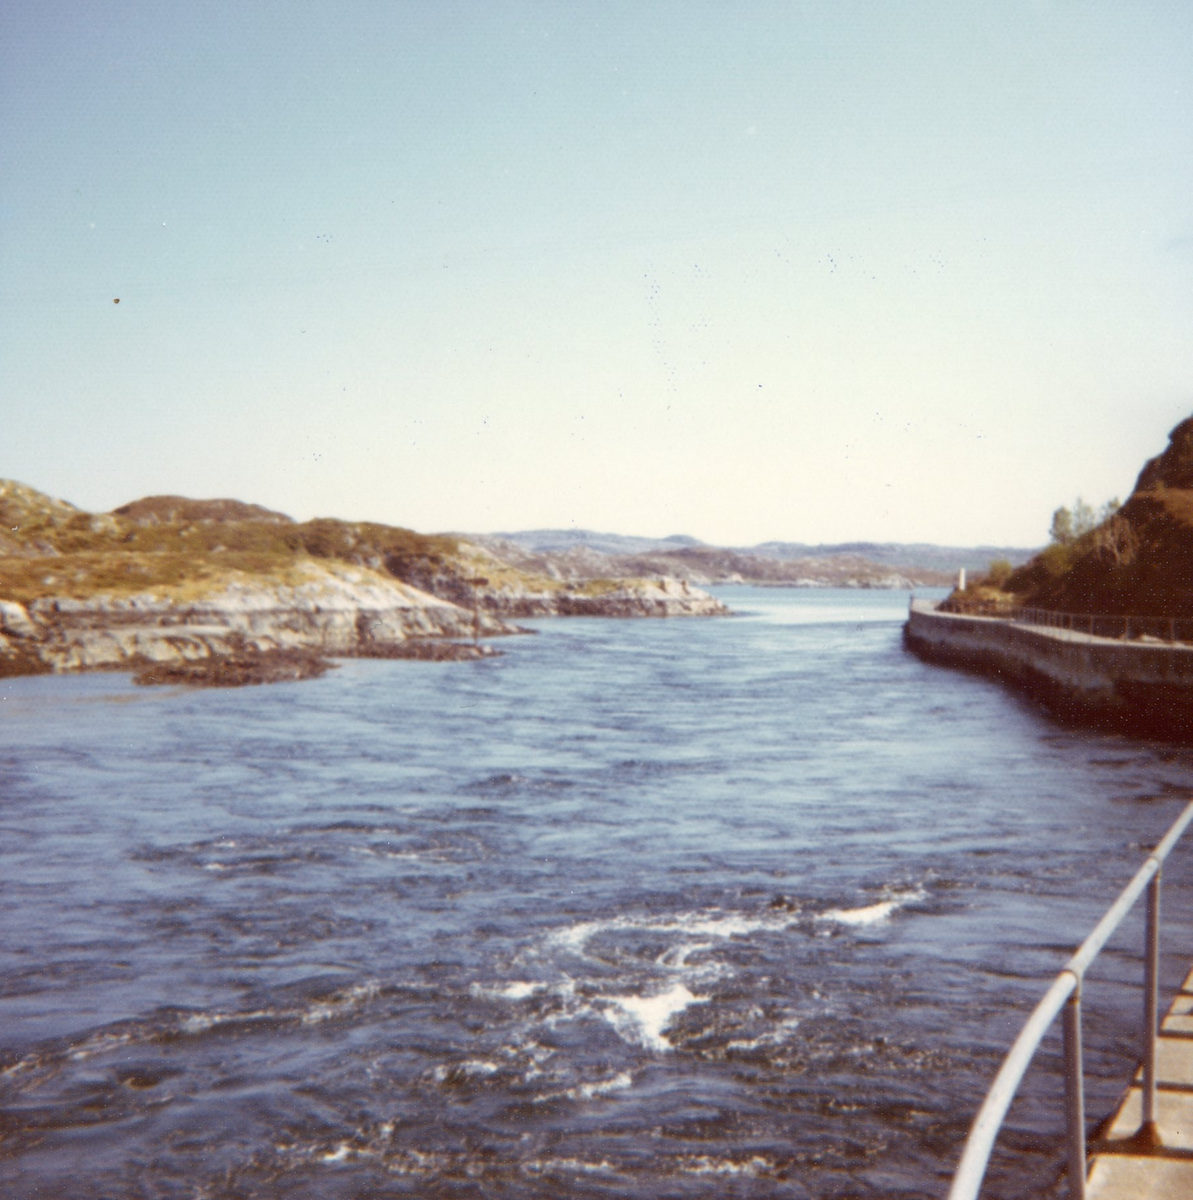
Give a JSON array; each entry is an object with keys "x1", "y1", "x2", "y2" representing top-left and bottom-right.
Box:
[{"x1": 947, "y1": 799, "x2": 1193, "y2": 1200}]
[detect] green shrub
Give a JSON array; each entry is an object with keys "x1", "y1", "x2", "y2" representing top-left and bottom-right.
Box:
[{"x1": 986, "y1": 558, "x2": 1014, "y2": 588}]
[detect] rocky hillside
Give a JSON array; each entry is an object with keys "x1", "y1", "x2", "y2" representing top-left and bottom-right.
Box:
[
  {"x1": 471, "y1": 535, "x2": 958, "y2": 589},
  {"x1": 0, "y1": 481, "x2": 726, "y2": 680},
  {"x1": 481, "y1": 528, "x2": 1033, "y2": 578},
  {"x1": 952, "y1": 416, "x2": 1193, "y2": 618}
]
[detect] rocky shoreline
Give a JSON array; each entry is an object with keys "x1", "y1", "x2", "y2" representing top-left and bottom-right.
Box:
[
  {"x1": 0, "y1": 565, "x2": 501, "y2": 676},
  {"x1": 129, "y1": 637, "x2": 504, "y2": 688},
  {"x1": 0, "y1": 562, "x2": 725, "y2": 685},
  {"x1": 0, "y1": 479, "x2": 731, "y2": 685}
]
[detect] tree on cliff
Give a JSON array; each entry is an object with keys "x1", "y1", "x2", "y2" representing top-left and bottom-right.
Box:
[
  {"x1": 1005, "y1": 419, "x2": 1193, "y2": 617},
  {"x1": 1049, "y1": 498, "x2": 1112, "y2": 547}
]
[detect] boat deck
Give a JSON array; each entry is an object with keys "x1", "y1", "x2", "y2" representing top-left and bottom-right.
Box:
[{"x1": 1087, "y1": 964, "x2": 1193, "y2": 1198}]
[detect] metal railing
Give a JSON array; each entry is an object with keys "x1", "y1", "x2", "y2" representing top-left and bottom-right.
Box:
[
  {"x1": 1012, "y1": 607, "x2": 1193, "y2": 644},
  {"x1": 948, "y1": 800, "x2": 1193, "y2": 1200}
]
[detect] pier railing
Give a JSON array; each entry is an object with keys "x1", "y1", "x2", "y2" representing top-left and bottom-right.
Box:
[
  {"x1": 1012, "y1": 607, "x2": 1193, "y2": 644},
  {"x1": 947, "y1": 800, "x2": 1193, "y2": 1200}
]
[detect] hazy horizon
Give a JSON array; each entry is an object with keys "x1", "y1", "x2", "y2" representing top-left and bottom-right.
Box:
[
  {"x1": 4, "y1": 470, "x2": 1045, "y2": 553},
  {"x1": 3, "y1": 3, "x2": 1189, "y2": 548}
]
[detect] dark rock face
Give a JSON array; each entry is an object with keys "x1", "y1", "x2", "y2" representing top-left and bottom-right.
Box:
[
  {"x1": 130, "y1": 638, "x2": 501, "y2": 687},
  {"x1": 133, "y1": 647, "x2": 332, "y2": 687},
  {"x1": 1134, "y1": 417, "x2": 1193, "y2": 492},
  {"x1": 353, "y1": 640, "x2": 503, "y2": 661}
]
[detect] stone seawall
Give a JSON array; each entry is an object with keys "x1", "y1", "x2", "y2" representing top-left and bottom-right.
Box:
[{"x1": 903, "y1": 600, "x2": 1193, "y2": 738}]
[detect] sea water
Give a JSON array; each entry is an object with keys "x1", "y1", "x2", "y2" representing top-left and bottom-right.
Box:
[{"x1": 3, "y1": 587, "x2": 1193, "y2": 1199}]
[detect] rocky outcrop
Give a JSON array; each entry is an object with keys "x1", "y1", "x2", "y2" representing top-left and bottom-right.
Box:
[
  {"x1": 550, "y1": 577, "x2": 728, "y2": 617},
  {"x1": 132, "y1": 646, "x2": 335, "y2": 688},
  {"x1": 0, "y1": 478, "x2": 731, "y2": 682},
  {"x1": 129, "y1": 637, "x2": 504, "y2": 687},
  {"x1": 387, "y1": 557, "x2": 729, "y2": 619},
  {"x1": 0, "y1": 563, "x2": 514, "y2": 678}
]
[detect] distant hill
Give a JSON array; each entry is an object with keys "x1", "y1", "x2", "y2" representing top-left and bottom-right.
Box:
[
  {"x1": 746, "y1": 541, "x2": 1037, "y2": 573},
  {"x1": 0, "y1": 476, "x2": 1030, "y2": 608},
  {"x1": 475, "y1": 529, "x2": 1037, "y2": 586},
  {"x1": 486, "y1": 529, "x2": 706, "y2": 556},
  {"x1": 114, "y1": 495, "x2": 293, "y2": 525}
]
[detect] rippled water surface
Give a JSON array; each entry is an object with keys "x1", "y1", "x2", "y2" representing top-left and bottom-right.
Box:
[{"x1": 4, "y1": 587, "x2": 1193, "y2": 1199}]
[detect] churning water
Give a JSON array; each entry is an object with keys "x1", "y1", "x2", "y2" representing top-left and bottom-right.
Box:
[{"x1": 3, "y1": 587, "x2": 1193, "y2": 1199}]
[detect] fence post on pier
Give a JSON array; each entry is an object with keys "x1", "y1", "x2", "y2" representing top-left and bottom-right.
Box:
[
  {"x1": 1141, "y1": 870, "x2": 1162, "y2": 1143},
  {"x1": 1064, "y1": 985, "x2": 1087, "y2": 1200}
]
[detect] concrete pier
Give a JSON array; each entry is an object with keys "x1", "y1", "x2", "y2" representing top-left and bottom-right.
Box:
[
  {"x1": 1086, "y1": 963, "x2": 1193, "y2": 1198},
  {"x1": 904, "y1": 600, "x2": 1193, "y2": 738}
]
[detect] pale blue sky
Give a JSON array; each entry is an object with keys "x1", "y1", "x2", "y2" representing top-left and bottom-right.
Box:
[{"x1": 2, "y1": 2, "x2": 1190, "y2": 546}]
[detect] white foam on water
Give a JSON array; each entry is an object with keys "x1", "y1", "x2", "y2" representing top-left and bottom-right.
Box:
[
  {"x1": 179, "y1": 1008, "x2": 272, "y2": 1034},
  {"x1": 471, "y1": 979, "x2": 549, "y2": 1002},
  {"x1": 564, "y1": 1070, "x2": 634, "y2": 1101},
  {"x1": 681, "y1": 1155, "x2": 773, "y2": 1176},
  {"x1": 383, "y1": 1149, "x2": 441, "y2": 1176},
  {"x1": 349, "y1": 845, "x2": 433, "y2": 862},
  {"x1": 66, "y1": 1030, "x2": 136, "y2": 1061},
  {"x1": 548, "y1": 907, "x2": 797, "y2": 957},
  {"x1": 600, "y1": 983, "x2": 706, "y2": 1051},
  {"x1": 507, "y1": 1038, "x2": 557, "y2": 1081},
  {"x1": 176, "y1": 982, "x2": 382, "y2": 1037},
  {"x1": 523, "y1": 1157, "x2": 618, "y2": 1176},
  {"x1": 817, "y1": 885, "x2": 927, "y2": 927},
  {"x1": 432, "y1": 1058, "x2": 500, "y2": 1082},
  {"x1": 300, "y1": 979, "x2": 382, "y2": 1025},
  {"x1": 818, "y1": 899, "x2": 900, "y2": 926},
  {"x1": 656, "y1": 940, "x2": 714, "y2": 970},
  {"x1": 726, "y1": 1015, "x2": 803, "y2": 1052}
]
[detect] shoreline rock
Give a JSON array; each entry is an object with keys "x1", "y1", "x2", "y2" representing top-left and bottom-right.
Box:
[
  {"x1": 387, "y1": 562, "x2": 730, "y2": 619},
  {"x1": 0, "y1": 562, "x2": 518, "y2": 681},
  {"x1": 133, "y1": 646, "x2": 335, "y2": 688},
  {"x1": 0, "y1": 556, "x2": 727, "y2": 684},
  {"x1": 129, "y1": 637, "x2": 504, "y2": 687},
  {"x1": 0, "y1": 479, "x2": 731, "y2": 684},
  {"x1": 353, "y1": 639, "x2": 504, "y2": 662}
]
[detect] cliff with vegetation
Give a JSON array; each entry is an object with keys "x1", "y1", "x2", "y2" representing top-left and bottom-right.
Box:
[
  {"x1": 907, "y1": 416, "x2": 1193, "y2": 738},
  {"x1": 946, "y1": 417, "x2": 1193, "y2": 619},
  {"x1": 0, "y1": 481, "x2": 726, "y2": 682}
]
